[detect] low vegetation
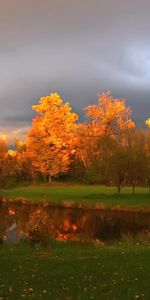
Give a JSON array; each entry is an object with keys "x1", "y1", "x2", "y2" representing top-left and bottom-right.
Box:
[{"x1": 0, "y1": 240, "x2": 150, "y2": 300}]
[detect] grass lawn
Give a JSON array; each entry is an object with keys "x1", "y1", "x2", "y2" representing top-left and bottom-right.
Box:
[
  {"x1": 0, "y1": 185, "x2": 150, "y2": 207},
  {"x1": 0, "y1": 240, "x2": 150, "y2": 300}
]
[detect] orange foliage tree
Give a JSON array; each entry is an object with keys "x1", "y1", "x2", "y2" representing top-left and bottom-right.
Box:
[
  {"x1": 14, "y1": 140, "x2": 33, "y2": 182},
  {"x1": 0, "y1": 135, "x2": 8, "y2": 181},
  {"x1": 145, "y1": 118, "x2": 150, "y2": 130},
  {"x1": 0, "y1": 136, "x2": 17, "y2": 184},
  {"x1": 85, "y1": 91, "x2": 135, "y2": 138},
  {"x1": 145, "y1": 118, "x2": 150, "y2": 191},
  {"x1": 76, "y1": 92, "x2": 135, "y2": 184},
  {"x1": 27, "y1": 93, "x2": 78, "y2": 183}
]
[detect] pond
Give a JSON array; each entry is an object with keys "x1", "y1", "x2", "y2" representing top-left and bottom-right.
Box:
[{"x1": 0, "y1": 198, "x2": 150, "y2": 244}]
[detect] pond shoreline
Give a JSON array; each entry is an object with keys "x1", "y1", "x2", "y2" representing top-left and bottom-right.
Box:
[{"x1": 0, "y1": 197, "x2": 150, "y2": 244}]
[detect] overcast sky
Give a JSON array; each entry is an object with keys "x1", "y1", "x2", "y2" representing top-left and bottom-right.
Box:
[{"x1": 0, "y1": 0, "x2": 150, "y2": 142}]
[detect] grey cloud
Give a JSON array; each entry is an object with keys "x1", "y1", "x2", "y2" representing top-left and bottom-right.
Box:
[{"x1": 0, "y1": 0, "x2": 150, "y2": 141}]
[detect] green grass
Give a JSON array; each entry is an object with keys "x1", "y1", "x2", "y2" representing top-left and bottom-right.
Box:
[
  {"x1": 0, "y1": 185, "x2": 150, "y2": 207},
  {"x1": 0, "y1": 240, "x2": 150, "y2": 300}
]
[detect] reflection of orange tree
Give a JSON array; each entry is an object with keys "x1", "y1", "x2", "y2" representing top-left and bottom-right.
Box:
[
  {"x1": 0, "y1": 203, "x2": 8, "y2": 242},
  {"x1": 55, "y1": 218, "x2": 78, "y2": 241},
  {"x1": 8, "y1": 207, "x2": 15, "y2": 215},
  {"x1": 27, "y1": 93, "x2": 78, "y2": 183},
  {"x1": 26, "y1": 208, "x2": 54, "y2": 244}
]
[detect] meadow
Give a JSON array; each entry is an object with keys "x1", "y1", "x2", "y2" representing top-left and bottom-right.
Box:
[
  {"x1": 0, "y1": 240, "x2": 150, "y2": 300},
  {"x1": 0, "y1": 185, "x2": 150, "y2": 207}
]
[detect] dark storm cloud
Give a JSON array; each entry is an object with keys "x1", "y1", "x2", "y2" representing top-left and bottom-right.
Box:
[{"x1": 0, "y1": 0, "x2": 150, "y2": 141}]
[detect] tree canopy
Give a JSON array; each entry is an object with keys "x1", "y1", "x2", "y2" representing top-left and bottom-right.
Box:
[{"x1": 27, "y1": 93, "x2": 78, "y2": 182}]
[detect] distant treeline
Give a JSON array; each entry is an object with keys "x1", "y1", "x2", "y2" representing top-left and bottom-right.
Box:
[{"x1": 0, "y1": 92, "x2": 150, "y2": 193}]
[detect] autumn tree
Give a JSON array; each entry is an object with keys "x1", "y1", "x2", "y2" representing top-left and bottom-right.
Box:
[
  {"x1": 14, "y1": 139, "x2": 33, "y2": 182},
  {"x1": 145, "y1": 118, "x2": 150, "y2": 192},
  {"x1": 27, "y1": 93, "x2": 78, "y2": 183},
  {"x1": 145, "y1": 118, "x2": 150, "y2": 129},
  {"x1": 85, "y1": 91, "x2": 135, "y2": 139},
  {"x1": 76, "y1": 92, "x2": 135, "y2": 185},
  {"x1": 0, "y1": 137, "x2": 18, "y2": 186},
  {"x1": 0, "y1": 135, "x2": 7, "y2": 156},
  {"x1": 76, "y1": 123, "x2": 115, "y2": 184},
  {"x1": 75, "y1": 123, "x2": 101, "y2": 182},
  {"x1": 0, "y1": 135, "x2": 8, "y2": 183},
  {"x1": 109, "y1": 145, "x2": 128, "y2": 193},
  {"x1": 123, "y1": 129, "x2": 148, "y2": 194}
]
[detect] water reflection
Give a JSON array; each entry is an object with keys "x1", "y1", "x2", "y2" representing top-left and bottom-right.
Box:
[{"x1": 0, "y1": 198, "x2": 150, "y2": 244}]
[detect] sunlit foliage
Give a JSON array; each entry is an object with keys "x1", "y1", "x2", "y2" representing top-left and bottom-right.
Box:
[
  {"x1": 145, "y1": 118, "x2": 150, "y2": 128},
  {"x1": 85, "y1": 91, "x2": 135, "y2": 137},
  {"x1": 0, "y1": 91, "x2": 150, "y2": 191},
  {"x1": 27, "y1": 93, "x2": 78, "y2": 182}
]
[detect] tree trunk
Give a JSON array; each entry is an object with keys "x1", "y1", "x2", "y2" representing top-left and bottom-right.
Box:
[
  {"x1": 48, "y1": 174, "x2": 52, "y2": 185},
  {"x1": 117, "y1": 184, "x2": 121, "y2": 194},
  {"x1": 148, "y1": 177, "x2": 150, "y2": 194},
  {"x1": 132, "y1": 181, "x2": 135, "y2": 195}
]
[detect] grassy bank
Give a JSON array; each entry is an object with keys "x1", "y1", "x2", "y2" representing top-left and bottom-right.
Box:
[
  {"x1": 0, "y1": 240, "x2": 150, "y2": 300},
  {"x1": 0, "y1": 185, "x2": 150, "y2": 207}
]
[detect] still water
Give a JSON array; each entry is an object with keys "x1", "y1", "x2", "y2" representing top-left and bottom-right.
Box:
[{"x1": 0, "y1": 198, "x2": 150, "y2": 243}]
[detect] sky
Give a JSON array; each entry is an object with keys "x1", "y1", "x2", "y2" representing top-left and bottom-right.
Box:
[{"x1": 0, "y1": 0, "x2": 150, "y2": 142}]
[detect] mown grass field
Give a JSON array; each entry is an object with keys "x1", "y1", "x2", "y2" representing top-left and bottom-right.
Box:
[
  {"x1": 0, "y1": 185, "x2": 150, "y2": 207},
  {"x1": 0, "y1": 240, "x2": 150, "y2": 300}
]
